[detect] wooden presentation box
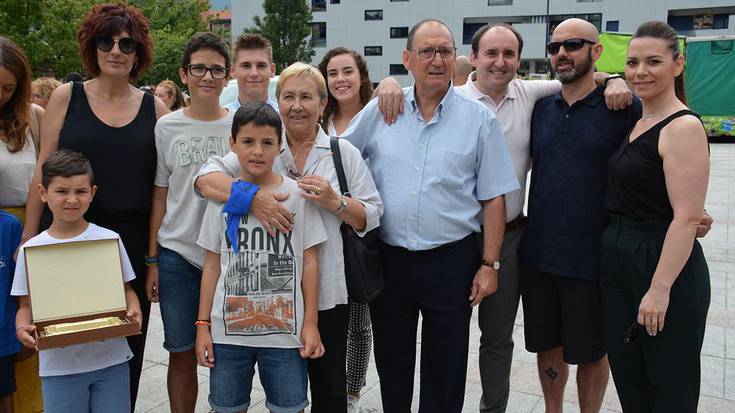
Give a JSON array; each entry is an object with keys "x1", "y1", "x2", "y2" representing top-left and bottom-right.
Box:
[{"x1": 24, "y1": 238, "x2": 140, "y2": 350}]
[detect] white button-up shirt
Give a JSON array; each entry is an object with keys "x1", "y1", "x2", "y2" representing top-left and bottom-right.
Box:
[{"x1": 458, "y1": 73, "x2": 561, "y2": 222}]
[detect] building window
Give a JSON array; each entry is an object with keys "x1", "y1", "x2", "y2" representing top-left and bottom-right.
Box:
[
  {"x1": 463, "y1": 22, "x2": 486, "y2": 44},
  {"x1": 364, "y1": 46, "x2": 383, "y2": 56},
  {"x1": 389, "y1": 64, "x2": 408, "y2": 75},
  {"x1": 311, "y1": 22, "x2": 327, "y2": 47},
  {"x1": 714, "y1": 14, "x2": 729, "y2": 29},
  {"x1": 311, "y1": 0, "x2": 326, "y2": 12},
  {"x1": 390, "y1": 26, "x2": 409, "y2": 38},
  {"x1": 330, "y1": 0, "x2": 340, "y2": 3},
  {"x1": 365, "y1": 10, "x2": 383, "y2": 21},
  {"x1": 488, "y1": 0, "x2": 512, "y2": 5},
  {"x1": 549, "y1": 14, "x2": 601, "y2": 36},
  {"x1": 606, "y1": 20, "x2": 619, "y2": 32}
]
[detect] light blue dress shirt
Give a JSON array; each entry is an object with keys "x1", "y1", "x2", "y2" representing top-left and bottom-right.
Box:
[
  {"x1": 339, "y1": 85, "x2": 519, "y2": 251},
  {"x1": 225, "y1": 97, "x2": 279, "y2": 112}
]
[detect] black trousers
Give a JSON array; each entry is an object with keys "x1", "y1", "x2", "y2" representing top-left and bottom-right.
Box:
[
  {"x1": 307, "y1": 304, "x2": 349, "y2": 413},
  {"x1": 370, "y1": 234, "x2": 480, "y2": 413},
  {"x1": 600, "y1": 215, "x2": 710, "y2": 413}
]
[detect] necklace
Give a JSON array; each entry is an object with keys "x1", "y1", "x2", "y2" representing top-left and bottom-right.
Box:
[{"x1": 282, "y1": 138, "x2": 333, "y2": 179}]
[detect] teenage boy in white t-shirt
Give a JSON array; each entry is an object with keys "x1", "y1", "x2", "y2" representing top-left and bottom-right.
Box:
[
  {"x1": 13, "y1": 150, "x2": 142, "y2": 413},
  {"x1": 196, "y1": 102, "x2": 327, "y2": 413},
  {"x1": 144, "y1": 32, "x2": 233, "y2": 412}
]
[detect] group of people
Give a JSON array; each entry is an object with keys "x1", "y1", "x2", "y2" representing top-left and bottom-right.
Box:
[{"x1": 0, "y1": 2, "x2": 713, "y2": 413}]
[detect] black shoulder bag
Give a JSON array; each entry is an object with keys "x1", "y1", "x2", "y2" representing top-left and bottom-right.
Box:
[{"x1": 329, "y1": 137, "x2": 384, "y2": 303}]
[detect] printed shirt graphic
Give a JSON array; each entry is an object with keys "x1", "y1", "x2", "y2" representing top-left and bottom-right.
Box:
[
  {"x1": 197, "y1": 177, "x2": 327, "y2": 348},
  {"x1": 154, "y1": 108, "x2": 234, "y2": 268}
]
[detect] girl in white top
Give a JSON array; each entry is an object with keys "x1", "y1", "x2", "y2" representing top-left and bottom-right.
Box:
[
  {"x1": 0, "y1": 37, "x2": 45, "y2": 221},
  {"x1": 318, "y1": 48, "x2": 377, "y2": 411}
]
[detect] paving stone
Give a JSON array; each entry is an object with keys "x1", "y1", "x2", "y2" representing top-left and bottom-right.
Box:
[
  {"x1": 726, "y1": 358, "x2": 735, "y2": 401},
  {"x1": 703, "y1": 325, "x2": 727, "y2": 358},
  {"x1": 701, "y1": 355, "x2": 725, "y2": 398},
  {"x1": 726, "y1": 328, "x2": 735, "y2": 359},
  {"x1": 135, "y1": 364, "x2": 170, "y2": 412}
]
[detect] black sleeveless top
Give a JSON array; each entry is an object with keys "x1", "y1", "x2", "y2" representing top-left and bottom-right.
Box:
[
  {"x1": 605, "y1": 109, "x2": 702, "y2": 221},
  {"x1": 58, "y1": 82, "x2": 156, "y2": 220}
]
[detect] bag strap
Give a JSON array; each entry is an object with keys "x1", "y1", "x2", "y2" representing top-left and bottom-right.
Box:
[{"x1": 329, "y1": 136, "x2": 350, "y2": 196}]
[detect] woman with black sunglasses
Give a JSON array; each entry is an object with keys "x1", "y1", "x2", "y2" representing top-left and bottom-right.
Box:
[{"x1": 21, "y1": 3, "x2": 169, "y2": 410}]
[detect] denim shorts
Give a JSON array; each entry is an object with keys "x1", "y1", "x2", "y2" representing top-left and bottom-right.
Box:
[
  {"x1": 159, "y1": 247, "x2": 202, "y2": 353},
  {"x1": 41, "y1": 362, "x2": 129, "y2": 413},
  {"x1": 209, "y1": 344, "x2": 308, "y2": 413}
]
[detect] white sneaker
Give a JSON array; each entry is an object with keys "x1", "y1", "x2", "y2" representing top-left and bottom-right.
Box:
[{"x1": 347, "y1": 394, "x2": 361, "y2": 413}]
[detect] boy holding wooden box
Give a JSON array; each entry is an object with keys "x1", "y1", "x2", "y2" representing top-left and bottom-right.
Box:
[{"x1": 12, "y1": 150, "x2": 141, "y2": 413}]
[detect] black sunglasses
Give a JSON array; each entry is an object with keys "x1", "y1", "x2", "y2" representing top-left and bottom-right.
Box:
[
  {"x1": 94, "y1": 36, "x2": 137, "y2": 54},
  {"x1": 546, "y1": 38, "x2": 596, "y2": 55}
]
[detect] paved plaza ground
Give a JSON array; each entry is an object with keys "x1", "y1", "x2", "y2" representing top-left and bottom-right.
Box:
[{"x1": 135, "y1": 143, "x2": 735, "y2": 412}]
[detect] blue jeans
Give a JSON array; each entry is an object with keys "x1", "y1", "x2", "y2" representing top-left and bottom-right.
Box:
[
  {"x1": 158, "y1": 247, "x2": 201, "y2": 352},
  {"x1": 209, "y1": 344, "x2": 308, "y2": 413},
  {"x1": 41, "y1": 362, "x2": 130, "y2": 413}
]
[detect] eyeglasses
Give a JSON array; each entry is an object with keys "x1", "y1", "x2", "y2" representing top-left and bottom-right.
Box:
[
  {"x1": 282, "y1": 151, "x2": 333, "y2": 180},
  {"x1": 546, "y1": 38, "x2": 597, "y2": 55},
  {"x1": 94, "y1": 36, "x2": 137, "y2": 54},
  {"x1": 185, "y1": 64, "x2": 228, "y2": 80},
  {"x1": 409, "y1": 47, "x2": 456, "y2": 60}
]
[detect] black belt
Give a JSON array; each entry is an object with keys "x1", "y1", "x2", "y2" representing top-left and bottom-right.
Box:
[{"x1": 505, "y1": 215, "x2": 527, "y2": 233}]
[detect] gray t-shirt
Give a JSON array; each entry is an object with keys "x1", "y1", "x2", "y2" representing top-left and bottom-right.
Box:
[
  {"x1": 197, "y1": 177, "x2": 327, "y2": 349},
  {"x1": 154, "y1": 109, "x2": 233, "y2": 267}
]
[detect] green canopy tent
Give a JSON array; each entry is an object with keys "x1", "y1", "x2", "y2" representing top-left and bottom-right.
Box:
[
  {"x1": 598, "y1": 32, "x2": 734, "y2": 138},
  {"x1": 685, "y1": 37, "x2": 735, "y2": 138},
  {"x1": 597, "y1": 32, "x2": 685, "y2": 74}
]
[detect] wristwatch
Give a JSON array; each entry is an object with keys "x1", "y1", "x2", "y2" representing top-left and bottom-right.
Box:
[
  {"x1": 333, "y1": 195, "x2": 348, "y2": 215},
  {"x1": 481, "y1": 259, "x2": 501, "y2": 271},
  {"x1": 603, "y1": 74, "x2": 624, "y2": 87}
]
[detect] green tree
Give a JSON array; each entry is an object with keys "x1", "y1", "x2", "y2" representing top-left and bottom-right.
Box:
[
  {"x1": 0, "y1": 0, "x2": 210, "y2": 85},
  {"x1": 247, "y1": 0, "x2": 315, "y2": 71},
  {"x1": 132, "y1": 0, "x2": 209, "y2": 86},
  {"x1": 0, "y1": 0, "x2": 93, "y2": 77}
]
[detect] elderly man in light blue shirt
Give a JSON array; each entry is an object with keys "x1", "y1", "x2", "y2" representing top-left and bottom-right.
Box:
[{"x1": 339, "y1": 19, "x2": 518, "y2": 413}]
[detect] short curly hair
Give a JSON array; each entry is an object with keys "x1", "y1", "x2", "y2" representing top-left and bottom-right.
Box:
[
  {"x1": 32, "y1": 77, "x2": 62, "y2": 101},
  {"x1": 76, "y1": 2, "x2": 153, "y2": 81}
]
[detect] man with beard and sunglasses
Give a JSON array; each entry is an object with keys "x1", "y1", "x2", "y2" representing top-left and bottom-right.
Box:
[
  {"x1": 519, "y1": 18, "x2": 711, "y2": 413},
  {"x1": 518, "y1": 18, "x2": 639, "y2": 413}
]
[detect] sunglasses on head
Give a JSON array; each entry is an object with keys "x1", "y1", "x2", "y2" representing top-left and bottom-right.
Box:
[
  {"x1": 94, "y1": 36, "x2": 137, "y2": 54},
  {"x1": 546, "y1": 38, "x2": 596, "y2": 55}
]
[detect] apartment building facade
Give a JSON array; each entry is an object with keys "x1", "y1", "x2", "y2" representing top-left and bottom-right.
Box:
[{"x1": 231, "y1": 0, "x2": 735, "y2": 84}]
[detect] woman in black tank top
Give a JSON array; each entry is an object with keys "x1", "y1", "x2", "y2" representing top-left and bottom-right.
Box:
[
  {"x1": 600, "y1": 22, "x2": 710, "y2": 412},
  {"x1": 20, "y1": 4, "x2": 169, "y2": 411}
]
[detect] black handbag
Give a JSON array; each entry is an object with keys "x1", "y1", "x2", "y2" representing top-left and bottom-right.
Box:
[{"x1": 330, "y1": 137, "x2": 384, "y2": 303}]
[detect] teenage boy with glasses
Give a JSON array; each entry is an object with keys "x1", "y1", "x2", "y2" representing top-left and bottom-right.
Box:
[{"x1": 145, "y1": 32, "x2": 233, "y2": 413}]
